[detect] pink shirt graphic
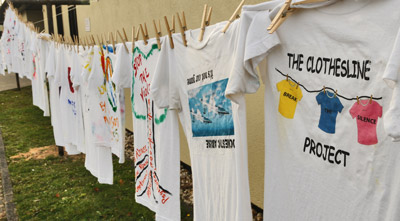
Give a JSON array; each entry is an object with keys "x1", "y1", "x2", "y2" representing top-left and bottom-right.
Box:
[{"x1": 349, "y1": 100, "x2": 382, "y2": 145}]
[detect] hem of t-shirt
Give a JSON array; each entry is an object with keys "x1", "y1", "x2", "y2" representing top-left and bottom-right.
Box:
[
  {"x1": 135, "y1": 197, "x2": 157, "y2": 213},
  {"x1": 97, "y1": 177, "x2": 113, "y2": 185},
  {"x1": 151, "y1": 88, "x2": 169, "y2": 109}
]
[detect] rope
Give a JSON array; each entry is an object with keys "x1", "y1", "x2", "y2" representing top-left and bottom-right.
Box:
[{"x1": 275, "y1": 68, "x2": 382, "y2": 101}]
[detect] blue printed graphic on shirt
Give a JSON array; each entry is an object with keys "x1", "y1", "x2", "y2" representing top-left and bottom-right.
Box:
[
  {"x1": 316, "y1": 91, "x2": 344, "y2": 134},
  {"x1": 188, "y1": 78, "x2": 234, "y2": 137}
]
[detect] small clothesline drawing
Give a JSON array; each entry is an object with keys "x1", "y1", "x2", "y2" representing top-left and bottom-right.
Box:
[{"x1": 275, "y1": 68, "x2": 383, "y2": 101}]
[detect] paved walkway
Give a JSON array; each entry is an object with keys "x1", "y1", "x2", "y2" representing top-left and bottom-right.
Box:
[
  {"x1": 0, "y1": 73, "x2": 31, "y2": 91},
  {"x1": 0, "y1": 129, "x2": 17, "y2": 220},
  {"x1": 0, "y1": 73, "x2": 23, "y2": 220}
]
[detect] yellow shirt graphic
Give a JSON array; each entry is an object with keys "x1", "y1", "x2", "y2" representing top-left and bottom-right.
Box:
[{"x1": 276, "y1": 79, "x2": 303, "y2": 119}]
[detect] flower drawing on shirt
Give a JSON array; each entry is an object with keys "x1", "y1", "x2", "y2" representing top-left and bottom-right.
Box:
[
  {"x1": 132, "y1": 45, "x2": 172, "y2": 205},
  {"x1": 98, "y1": 52, "x2": 118, "y2": 112},
  {"x1": 349, "y1": 100, "x2": 382, "y2": 146}
]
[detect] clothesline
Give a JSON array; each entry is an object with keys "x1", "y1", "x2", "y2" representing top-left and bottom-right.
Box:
[
  {"x1": 275, "y1": 68, "x2": 383, "y2": 101},
  {"x1": 32, "y1": 5, "x2": 74, "y2": 25}
]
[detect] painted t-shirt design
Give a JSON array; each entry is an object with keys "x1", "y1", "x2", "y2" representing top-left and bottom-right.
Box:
[
  {"x1": 349, "y1": 100, "x2": 382, "y2": 145},
  {"x1": 188, "y1": 78, "x2": 234, "y2": 137},
  {"x1": 276, "y1": 79, "x2": 303, "y2": 119},
  {"x1": 104, "y1": 54, "x2": 118, "y2": 112},
  {"x1": 132, "y1": 44, "x2": 172, "y2": 205},
  {"x1": 96, "y1": 49, "x2": 121, "y2": 143},
  {"x1": 316, "y1": 91, "x2": 344, "y2": 134}
]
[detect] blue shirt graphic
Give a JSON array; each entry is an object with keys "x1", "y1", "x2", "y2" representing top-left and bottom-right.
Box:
[{"x1": 316, "y1": 91, "x2": 344, "y2": 134}]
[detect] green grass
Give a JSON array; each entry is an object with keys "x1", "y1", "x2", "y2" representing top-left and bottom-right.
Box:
[{"x1": 0, "y1": 86, "x2": 193, "y2": 220}]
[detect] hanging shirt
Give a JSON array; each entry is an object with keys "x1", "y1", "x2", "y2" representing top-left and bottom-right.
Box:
[
  {"x1": 80, "y1": 46, "x2": 114, "y2": 184},
  {"x1": 70, "y1": 45, "x2": 86, "y2": 153},
  {"x1": 151, "y1": 20, "x2": 252, "y2": 221},
  {"x1": 46, "y1": 43, "x2": 65, "y2": 147},
  {"x1": 90, "y1": 43, "x2": 126, "y2": 163},
  {"x1": 112, "y1": 39, "x2": 181, "y2": 221},
  {"x1": 31, "y1": 34, "x2": 50, "y2": 117},
  {"x1": 316, "y1": 91, "x2": 344, "y2": 134},
  {"x1": 226, "y1": 0, "x2": 400, "y2": 220}
]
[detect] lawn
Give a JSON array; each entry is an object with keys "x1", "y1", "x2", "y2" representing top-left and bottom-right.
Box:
[{"x1": 0, "y1": 86, "x2": 192, "y2": 220}]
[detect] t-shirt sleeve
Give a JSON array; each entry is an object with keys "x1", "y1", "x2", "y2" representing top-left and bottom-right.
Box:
[
  {"x1": 349, "y1": 102, "x2": 358, "y2": 119},
  {"x1": 112, "y1": 43, "x2": 133, "y2": 89},
  {"x1": 276, "y1": 80, "x2": 283, "y2": 92},
  {"x1": 383, "y1": 26, "x2": 400, "y2": 88},
  {"x1": 88, "y1": 46, "x2": 105, "y2": 90},
  {"x1": 376, "y1": 102, "x2": 383, "y2": 118},
  {"x1": 384, "y1": 83, "x2": 400, "y2": 142},
  {"x1": 150, "y1": 36, "x2": 176, "y2": 109},
  {"x1": 336, "y1": 98, "x2": 344, "y2": 113},
  {"x1": 225, "y1": 7, "x2": 280, "y2": 103},
  {"x1": 297, "y1": 86, "x2": 303, "y2": 101},
  {"x1": 316, "y1": 92, "x2": 323, "y2": 105},
  {"x1": 45, "y1": 43, "x2": 55, "y2": 78}
]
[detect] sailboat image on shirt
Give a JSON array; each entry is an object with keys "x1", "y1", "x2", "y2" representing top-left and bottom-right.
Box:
[{"x1": 188, "y1": 78, "x2": 234, "y2": 137}]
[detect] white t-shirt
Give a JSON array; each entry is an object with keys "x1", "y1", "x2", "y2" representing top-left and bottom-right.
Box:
[
  {"x1": 70, "y1": 46, "x2": 86, "y2": 153},
  {"x1": 31, "y1": 33, "x2": 50, "y2": 117},
  {"x1": 112, "y1": 39, "x2": 181, "y2": 221},
  {"x1": 152, "y1": 21, "x2": 252, "y2": 221},
  {"x1": 80, "y1": 46, "x2": 113, "y2": 184},
  {"x1": 227, "y1": 1, "x2": 400, "y2": 220},
  {"x1": 89, "y1": 44, "x2": 126, "y2": 163},
  {"x1": 46, "y1": 43, "x2": 65, "y2": 147},
  {"x1": 57, "y1": 46, "x2": 81, "y2": 155}
]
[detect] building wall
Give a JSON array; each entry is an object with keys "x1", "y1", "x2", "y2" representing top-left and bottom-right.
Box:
[{"x1": 43, "y1": 0, "x2": 267, "y2": 208}]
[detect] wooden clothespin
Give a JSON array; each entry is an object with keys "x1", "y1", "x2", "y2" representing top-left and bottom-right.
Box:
[
  {"x1": 296, "y1": 81, "x2": 299, "y2": 89},
  {"x1": 171, "y1": 15, "x2": 176, "y2": 33},
  {"x1": 98, "y1": 36, "x2": 105, "y2": 55},
  {"x1": 205, "y1": 6, "x2": 213, "y2": 26},
  {"x1": 85, "y1": 36, "x2": 90, "y2": 47},
  {"x1": 96, "y1": 34, "x2": 102, "y2": 47},
  {"x1": 199, "y1": 4, "x2": 208, "y2": 42},
  {"x1": 286, "y1": 74, "x2": 288, "y2": 81},
  {"x1": 140, "y1": 24, "x2": 148, "y2": 45},
  {"x1": 91, "y1": 35, "x2": 96, "y2": 47},
  {"x1": 122, "y1": 28, "x2": 129, "y2": 42},
  {"x1": 164, "y1": 16, "x2": 175, "y2": 49},
  {"x1": 144, "y1": 23, "x2": 150, "y2": 42},
  {"x1": 370, "y1": 95, "x2": 373, "y2": 104},
  {"x1": 222, "y1": 0, "x2": 245, "y2": 33},
  {"x1": 357, "y1": 96, "x2": 360, "y2": 104},
  {"x1": 323, "y1": 86, "x2": 326, "y2": 94},
  {"x1": 117, "y1": 30, "x2": 129, "y2": 53},
  {"x1": 182, "y1": 11, "x2": 187, "y2": 31},
  {"x1": 103, "y1": 33, "x2": 109, "y2": 45},
  {"x1": 334, "y1": 90, "x2": 338, "y2": 98},
  {"x1": 176, "y1": 12, "x2": 187, "y2": 47},
  {"x1": 82, "y1": 37, "x2": 87, "y2": 49},
  {"x1": 268, "y1": 0, "x2": 296, "y2": 34},
  {"x1": 153, "y1": 20, "x2": 162, "y2": 50}
]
